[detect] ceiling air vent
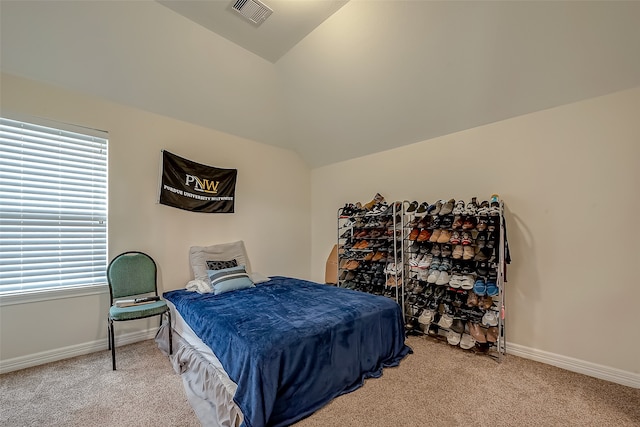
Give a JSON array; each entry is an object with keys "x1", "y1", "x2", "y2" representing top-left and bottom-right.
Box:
[{"x1": 232, "y1": 0, "x2": 273, "y2": 25}]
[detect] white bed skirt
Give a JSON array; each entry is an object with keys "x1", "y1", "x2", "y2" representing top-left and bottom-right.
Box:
[{"x1": 156, "y1": 303, "x2": 243, "y2": 427}]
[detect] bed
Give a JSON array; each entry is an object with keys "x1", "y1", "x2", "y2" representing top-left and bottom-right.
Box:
[{"x1": 155, "y1": 241, "x2": 411, "y2": 427}]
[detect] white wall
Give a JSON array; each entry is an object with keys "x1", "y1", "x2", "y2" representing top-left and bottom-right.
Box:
[
  {"x1": 0, "y1": 73, "x2": 311, "y2": 366},
  {"x1": 311, "y1": 88, "x2": 640, "y2": 379}
]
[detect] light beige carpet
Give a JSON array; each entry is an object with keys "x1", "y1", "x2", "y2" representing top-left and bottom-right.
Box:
[{"x1": 1, "y1": 336, "x2": 638, "y2": 426}]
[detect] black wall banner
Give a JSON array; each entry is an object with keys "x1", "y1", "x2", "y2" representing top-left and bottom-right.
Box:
[{"x1": 158, "y1": 150, "x2": 237, "y2": 213}]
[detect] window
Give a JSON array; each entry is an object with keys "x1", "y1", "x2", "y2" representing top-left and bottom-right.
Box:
[{"x1": 0, "y1": 117, "x2": 108, "y2": 295}]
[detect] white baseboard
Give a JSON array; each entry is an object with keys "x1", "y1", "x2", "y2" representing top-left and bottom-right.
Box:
[
  {"x1": 507, "y1": 342, "x2": 640, "y2": 389},
  {"x1": 0, "y1": 328, "x2": 157, "y2": 374},
  {"x1": 3, "y1": 333, "x2": 638, "y2": 389}
]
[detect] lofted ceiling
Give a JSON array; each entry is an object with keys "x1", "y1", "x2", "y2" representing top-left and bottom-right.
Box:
[
  {"x1": 1, "y1": 1, "x2": 640, "y2": 168},
  {"x1": 158, "y1": 0, "x2": 349, "y2": 63}
]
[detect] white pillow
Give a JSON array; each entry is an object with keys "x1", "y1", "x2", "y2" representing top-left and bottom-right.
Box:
[{"x1": 189, "y1": 240, "x2": 252, "y2": 282}]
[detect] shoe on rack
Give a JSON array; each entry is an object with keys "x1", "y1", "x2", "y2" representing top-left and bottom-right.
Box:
[
  {"x1": 474, "y1": 247, "x2": 491, "y2": 262},
  {"x1": 368, "y1": 202, "x2": 389, "y2": 215},
  {"x1": 452, "y1": 200, "x2": 466, "y2": 215},
  {"x1": 415, "y1": 202, "x2": 430, "y2": 217},
  {"x1": 486, "y1": 280, "x2": 499, "y2": 297},
  {"x1": 476, "y1": 217, "x2": 488, "y2": 231},
  {"x1": 486, "y1": 326, "x2": 499, "y2": 343},
  {"x1": 449, "y1": 231, "x2": 461, "y2": 245},
  {"x1": 464, "y1": 197, "x2": 478, "y2": 216},
  {"x1": 476, "y1": 200, "x2": 490, "y2": 216},
  {"x1": 438, "y1": 258, "x2": 452, "y2": 271},
  {"x1": 363, "y1": 193, "x2": 385, "y2": 211},
  {"x1": 346, "y1": 260, "x2": 360, "y2": 270},
  {"x1": 429, "y1": 229, "x2": 442, "y2": 243},
  {"x1": 417, "y1": 229, "x2": 432, "y2": 242},
  {"x1": 473, "y1": 278, "x2": 487, "y2": 295},
  {"x1": 452, "y1": 244, "x2": 464, "y2": 260},
  {"x1": 437, "y1": 230, "x2": 452, "y2": 244},
  {"x1": 408, "y1": 228, "x2": 420, "y2": 241},
  {"x1": 479, "y1": 295, "x2": 494, "y2": 310},
  {"x1": 426, "y1": 200, "x2": 441, "y2": 216},
  {"x1": 460, "y1": 232, "x2": 472, "y2": 246},
  {"x1": 435, "y1": 271, "x2": 450, "y2": 286},
  {"x1": 449, "y1": 274, "x2": 462, "y2": 288},
  {"x1": 418, "y1": 254, "x2": 432, "y2": 270},
  {"x1": 461, "y1": 274, "x2": 475, "y2": 290},
  {"x1": 462, "y1": 216, "x2": 477, "y2": 230},
  {"x1": 441, "y1": 244, "x2": 452, "y2": 257},
  {"x1": 466, "y1": 291, "x2": 478, "y2": 307},
  {"x1": 418, "y1": 309, "x2": 435, "y2": 325},
  {"x1": 439, "y1": 199, "x2": 455, "y2": 216},
  {"x1": 469, "y1": 322, "x2": 487, "y2": 344},
  {"x1": 440, "y1": 215, "x2": 454, "y2": 228},
  {"x1": 482, "y1": 310, "x2": 499, "y2": 327},
  {"x1": 447, "y1": 330, "x2": 462, "y2": 345},
  {"x1": 459, "y1": 333, "x2": 476, "y2": 350},
  {"x1": 406, "y1": 201, "x2": 419, "y2": 214},
  {"x1": 427, "y1": 268, "x2": 440, "y2": 284},
  {"x1": 452, "y1": 216, "x2": 464, "y2": 230},
  {"x1": 438, "y1": 313, "x2": 454, "y2": 329},
  {"x1": 463, "y1": 246, "x2": 475, "y2": 261}
]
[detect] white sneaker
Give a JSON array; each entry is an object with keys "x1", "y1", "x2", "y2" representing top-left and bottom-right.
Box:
[
  {"x1": 482, "y1": 310, "x2": 499, "y2": 327},
  {"x1": 427, "y1": 269, "x2": 439, "y2": 284},
  {"x1": 435, "y1": 271, "x2": 450, "y2": 286},
  {"x1": 418, "y1": 254, "x2": 432, "y2": 270},
  {"x1": 459, "y1": 333, "x2": 476, "y2": 350},
  {"x1": 447, "y1": 330, "x2": 462, "y2": 345},
  {"x1": 418, "y1": 309, "x2": 435, "y2": 325}
]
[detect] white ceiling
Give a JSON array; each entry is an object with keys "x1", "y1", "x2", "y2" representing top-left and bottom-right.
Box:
[
  {"x1": 158, "y1": 0, "x2": 349, "y2": 62},
  {"x1": 1, "y1": 1, "x2": 640, "y2": 168}
]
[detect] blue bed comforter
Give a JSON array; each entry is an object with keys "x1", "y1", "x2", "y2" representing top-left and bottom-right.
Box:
[{"x1": 164, "y1": 276, "x2": 411, "y2": 427}]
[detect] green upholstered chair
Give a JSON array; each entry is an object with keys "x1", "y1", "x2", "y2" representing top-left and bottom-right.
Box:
[{"x1": 107, "y1": 251, "x2": 172, "y2": 370}]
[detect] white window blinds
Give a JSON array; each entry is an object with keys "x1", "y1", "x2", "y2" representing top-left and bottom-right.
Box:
[{"x1": 0, "y1": 117, "x2": 108, "y2": 293}]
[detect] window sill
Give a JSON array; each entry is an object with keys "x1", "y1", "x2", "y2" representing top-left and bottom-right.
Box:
[{"x1": 0, "y1": 284, "x2": 109, "y2": 307}]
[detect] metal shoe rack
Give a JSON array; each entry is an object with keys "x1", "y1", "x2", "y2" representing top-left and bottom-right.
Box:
[
  {"x1": 401, "y1": 198, "x2": 507, "y2": 361},
  {"x1": 336, "y1": 202, "x2": 404, "y2": 305},
  {"x1": 336, "y1": 197, "x2": 508, "y2": 361}
]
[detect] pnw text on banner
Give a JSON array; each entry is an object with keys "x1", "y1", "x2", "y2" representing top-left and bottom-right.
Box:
[{"x1": 158, "y1": 150, "x2": 237, "y2": 213}]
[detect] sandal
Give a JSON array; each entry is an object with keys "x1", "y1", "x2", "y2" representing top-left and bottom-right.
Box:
[
  {"x1": 452, "y1": 244, "x2": 464, "y2": 259},
  {"x1": 486, "y1": 280, "x2": 499, "y2": 297},
  {"x1": 473, "y1": 278, "x2": 487, "y2": 295}
]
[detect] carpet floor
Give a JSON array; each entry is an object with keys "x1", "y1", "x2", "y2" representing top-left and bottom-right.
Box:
[{"x1": 1, "y1": 335, "x2": 638, "y2": 426}]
